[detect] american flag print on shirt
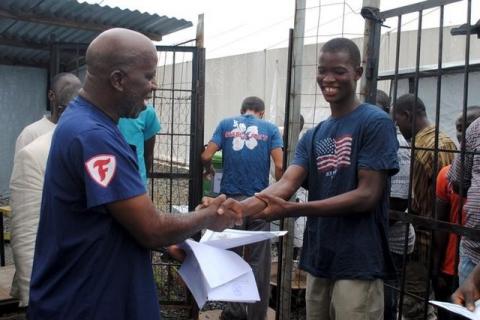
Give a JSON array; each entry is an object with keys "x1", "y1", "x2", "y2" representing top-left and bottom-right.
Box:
[{"x1": 315, "y1": 135, "x2": 353, "y2": 172}]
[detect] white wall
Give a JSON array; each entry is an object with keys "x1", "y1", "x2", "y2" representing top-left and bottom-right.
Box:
[
  {"x1": 198, "y1": 25, "x2": 480, "y2": 141},
  {"x1": 155, "y1": 25, "x2": 480, "y2": 164}
]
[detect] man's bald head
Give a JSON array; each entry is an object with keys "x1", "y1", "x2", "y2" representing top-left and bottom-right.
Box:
[
  {"x1": 86, "y1": 28, "x2": 156, "y2": 76},
  {"x1": 81, "y1": 28, "x2": 158, "y2": 121},
  {"x1": 48, "y1": 72, "x2": 81, "y2": 123},
  {"x1": 51, "y1": 73, "x2": 82, "y2": 106}
]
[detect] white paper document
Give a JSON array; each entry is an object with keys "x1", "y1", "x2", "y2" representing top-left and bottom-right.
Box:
[
  {"x1": 200, "y1": 228, "x2": 288, "y2": 249},
  {"x1": 178, "y1": 229, "x2": 287, "y2": 308},
  {"x1": 430, "y1": 300, "x2": 480, "y2": 320}
]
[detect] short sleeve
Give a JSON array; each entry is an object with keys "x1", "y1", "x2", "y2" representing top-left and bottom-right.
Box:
[
  {"x1": 9, "y1": 147, "x2": 44, "y2": 305},
  {"x1": 71, "y1": 129, "x2": 146, "y2": 208},
  {"x1": 291, "y1": 128, "x2": 313, "y2": 170},
  {"x1": 10, "y1": 148, "x2": 44, "y2": 195},
  {"x1": 10, "y1": 147, "x2": 45, "y2": 234},
  {"x1": 143, "y1": 106, "x2": 161, "y2": 140},
  {"x1": 15, "y1": 129, "x2": 38, "y2": 155},
  {"x1": 270, "y1": 124, "x2": 284, "y2": 150},
  {"x1": 436, "y1": 166, "x2": 450, "y2": 202},
  {"x1": 210, "y1": 120, "x2": 225, "y2": 149},
  {"x1": 358, "y1": 117, "x2": 399, "y2": 175}
]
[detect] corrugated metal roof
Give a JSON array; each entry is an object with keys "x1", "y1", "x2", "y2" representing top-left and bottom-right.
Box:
[{"x1": 0, "y1": 0, "x2": 193, "y2": 67}]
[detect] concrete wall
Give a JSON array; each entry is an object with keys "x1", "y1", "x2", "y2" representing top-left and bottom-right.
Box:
[
  {"x1": 0, "y1": 65, "x2": 48, "y2": 198},
  {"x1": 155, "y1": 26, "x2": 480, "y2": 165},
  {"x1": 204, "y1": 48, "x2": 290, "y2": 139},
  {"x1": 195, "y1": 25, "x2": 480, "y2": 144}
]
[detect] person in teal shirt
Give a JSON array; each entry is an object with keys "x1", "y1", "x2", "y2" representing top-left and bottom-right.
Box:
[{"x1": 118, "y1": 105, "x2": 161, "y2": 186}]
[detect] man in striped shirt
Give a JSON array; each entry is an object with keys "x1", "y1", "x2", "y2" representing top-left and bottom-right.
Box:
[
  {"x1": 432, "y1": 107, "x2": 480, "y2": 320},
  {"x1": 393, "y1": 94, "x2": 457, "y2": 319},
  {"x1": 449, "y1": 115, "x2": 480, "y2": 285}
]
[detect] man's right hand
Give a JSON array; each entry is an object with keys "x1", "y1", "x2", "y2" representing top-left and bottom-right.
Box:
[
  {"x1": 196, "y1": 196, "x2": 215, "y2": 210},
  {"x1": 452, "y1": 264, "x2": 480, "y2": 311},
  {"x1": 200, "y1": 194, "x2": 243, "y2": 231},
  {"x1": 250, "y1": 192, "x2": 290, "y2": 221}
]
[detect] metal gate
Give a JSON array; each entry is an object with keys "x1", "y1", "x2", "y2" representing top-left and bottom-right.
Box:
[
  {"x1": 363, "y1": 0, "x2": 480, "y2": 319},
  {"x1": 150, "y1": 45, "x2": 204, "y2": 214},
  {"x1": 148, "y1": 44, "x2": 205, "y2": 318}
]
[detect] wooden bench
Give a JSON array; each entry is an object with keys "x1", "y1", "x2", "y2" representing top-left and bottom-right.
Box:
[
  {"x1": 0, "y1": 205, "x2": 11, "y2": 267},
  {"x1": 0, "y1": 206, "x2": 11, "y2": 241},
  {"x1": 269, "y1": 261, "x2": 306, "y2": 311},
  {"x1": 270, "y1": 261, "x2": 306, "y2": 290}
]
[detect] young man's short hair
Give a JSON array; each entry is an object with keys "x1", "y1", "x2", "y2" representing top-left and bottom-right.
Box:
[
  {"x1": 394, "y1": 93, "x2": 427, "y2": 116},
  {"x1": 241, "y1": 96, "x2": 265, "y2": 114},
  {"x1": 321, "y1": 38, "x2": 361, "y2": 68}
]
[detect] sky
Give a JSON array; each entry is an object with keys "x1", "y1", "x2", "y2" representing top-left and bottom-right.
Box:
[{"x1": 83, "y1": 0, "x2": 478, "y2": 59}]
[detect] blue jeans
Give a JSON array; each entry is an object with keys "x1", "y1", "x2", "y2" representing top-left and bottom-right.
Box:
[{"x1": 459, "y1": 242, "x2": 477, "y2": 285}]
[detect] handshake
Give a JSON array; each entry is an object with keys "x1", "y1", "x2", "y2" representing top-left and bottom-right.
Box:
[
  {"x1": 195, "y1": 194, "x2": 243, "y2": 231},
  {"x1": 195, "y1": 192, "x2": 291, "y2": 232},
  {"x1": 167, "y1": 193, "x2": 290, "y2": 262}
]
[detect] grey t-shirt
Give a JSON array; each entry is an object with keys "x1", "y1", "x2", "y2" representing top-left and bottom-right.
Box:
[{"x1": 389, "y1": 131, "x2": 415, "y2": 255}]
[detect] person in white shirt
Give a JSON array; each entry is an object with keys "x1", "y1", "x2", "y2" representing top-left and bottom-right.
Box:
[
  {"x1": 10, "y1": 131, "x2": 53, "y2": 307},
  {"x1": 14, "y1": 73, "x2": 82, "y2": 154},
  {"x1": 9, "y1": 73, "x2": 81, "y2": 307}
]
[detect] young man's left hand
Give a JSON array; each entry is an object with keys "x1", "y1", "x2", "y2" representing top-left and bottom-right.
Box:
[{"x1": 251, "y1": 192, "x2": 289, "y2": 221}]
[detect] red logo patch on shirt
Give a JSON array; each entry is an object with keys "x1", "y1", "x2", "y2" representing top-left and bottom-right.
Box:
[{"x1": 85, "y1": 154, "x2": 116, "y2": 187}]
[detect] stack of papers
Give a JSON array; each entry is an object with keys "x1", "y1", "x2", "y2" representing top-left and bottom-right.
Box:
[
  {"x1": 430, "y1": 300, "x2": 480, "y2": 320},
  {"x1": 178, "y1": 229, "x2": 287, "y2": 308}
]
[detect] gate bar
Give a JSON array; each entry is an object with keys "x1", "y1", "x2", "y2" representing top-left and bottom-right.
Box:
[{"x1": 379, "y1": 0, "x2": 461, "y2": 20}]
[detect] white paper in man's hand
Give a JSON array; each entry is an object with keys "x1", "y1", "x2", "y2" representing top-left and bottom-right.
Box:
[
  {"x1": 178, "y1": 240, "x2": 259, "y2": 308},
  {"x1": 200, "y1": 228, "x2": 288, "y2": 249},
  {"x1": 430, "y1": 300, "x2": 480, "y2": 320},
  {"x1": 177, "y1": 229, "x2": 287, "y2": 308}
]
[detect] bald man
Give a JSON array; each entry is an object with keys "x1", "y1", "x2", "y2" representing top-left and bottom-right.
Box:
[
  {"x1": 9, "y1": 72, "x2": 81, "y2": 307},
  {"x1": 28, "y1": 28, "x2": 241, "y2": 320},
  {"x1": 14, "y1": 72, "x2": 82, "y2": 154}
]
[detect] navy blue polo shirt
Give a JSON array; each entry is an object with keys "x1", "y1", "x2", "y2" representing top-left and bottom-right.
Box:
[{"x1": 28, "y1": 96, "x2": 160, "y2": 320}]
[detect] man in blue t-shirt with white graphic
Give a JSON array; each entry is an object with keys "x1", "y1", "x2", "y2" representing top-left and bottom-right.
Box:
[
  {"x1": 222, "y1": 38, "x2": 399, "y2": 320},
  {"x1": 201, "y1": 96, "x2": 283, "y2": 320},
  {"x1": 28, "y1": 28, "x2": 242, "y2": 320}
]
